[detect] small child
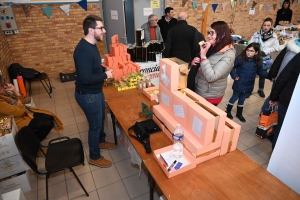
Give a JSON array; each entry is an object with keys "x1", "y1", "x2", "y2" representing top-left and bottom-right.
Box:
[{"x1": 226, "y1": 43, "x2": 269, "y2": 122}]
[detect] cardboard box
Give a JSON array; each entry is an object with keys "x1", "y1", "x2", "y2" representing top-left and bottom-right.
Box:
[
  {"x1": 0, "y1": 117, "x2": 19, "y2": 161},
  {"x1": 171, "y1": 91, "x2": 194, "y2": 128},
  {"x1": 152, "y1": 114, "x2": 165, "y2": 133},
  {"x1": 159, "y1": 58, "x2": 179, "y2": 92},
  {"x1": 153, "y1": 145, "x2": 196, "y2": 178},
  {"x1": 0, "y1": 154, "x2": 29, "y2": 180},
  {"x1": 2, "y1": 188, "x2": 26, "y2": 200},
  {"x1": 143, "y1": 86, "x2": 159, "y2": 101},
  {"x1": 0, "y1": 171, "x2": 31, "y2": 194},
  {"x1": 181, "y1": 88, "x2": 226, "y2": 143},
  {"x1": 219, "y1": 118, "x2": 241, "y2": 156},
  {"x1": 169, "y1": 57, "x2": 188, "y2": 89},
  {"x1": 195, "y1": 149, "x2": 220, "y2": 165},
  {"x1": 159, "y1": 83, "x2": 173, "y2": 114},
  {"x1": 152, "y1": 105, "x2": 166, "y2": 123}
]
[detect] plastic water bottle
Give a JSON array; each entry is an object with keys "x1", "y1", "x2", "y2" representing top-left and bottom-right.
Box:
[{"x1": 172, "y1": 124, "x2": 184, "y2": 159}]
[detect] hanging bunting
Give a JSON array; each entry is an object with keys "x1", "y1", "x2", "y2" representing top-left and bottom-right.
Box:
[
  {"x1": 239, "y1": 0, "x2": 243, "y2": 5},
  {"x1": 41, "y1": 7, "x2": 52, "y2": 19},
  {"x1": 246, "y1": 0, "x2": 251, "y2": 5},
  {"x1": 298, "y1": 0, "x2": 300, "y2": 4},
  {"x1": 266, "y1": 5, "x2": 271, "y2": 11},
  {"x1": 252, "y1": 1, "x2": 257, "y2": 8},
  {"x1": 259, "y1": 4, "x2": 263, "y2": 11},
  {"x1": 171, "y1": 0, "x2": 174, "y2": 2},
  {"x1": 222, "y1": 3, "x2": 227, "y2": 10},
  {"x1": 60, "y1": 5, "x2": 70, "y2": 16},
  {"x1": 273, "y1": 4, "x2": 277, "y2": 10},
  {"x1": 231, "y1": 0, "x2": 235, "y2": 9},
  {"x1": 21, "y1": 4, "x2": 33, "y2": 17},
  {"x1": 202, "y1": 3, "x2": 208, "y2": 11},
  {"x1": 78, "y1": 0, "x2": 87, "y2": 11},
  {"x1": 182, "y1": 0, "x2": 188, "y2": 7},
  {"x1": 292, "y1": 0, "x2": 295, "y2": 3},
  {"x1": 212, "y1": 4, "x2": 218, "y2": 12},
  {"x1": 192, "y1": 1, "x2": 198, "y2": 10},
  {"x1": 280, "y1": 1, "x2": 284, "y2": 7}
]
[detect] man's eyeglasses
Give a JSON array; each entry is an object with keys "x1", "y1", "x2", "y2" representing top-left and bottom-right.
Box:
[
  {"x1": 94, "y1": 26, "x2": 105, "y2": 31},
  {"x1": 207, "y1": 31, "x2": 215, "y2": 36},
  {"x1": 246, "y1": 49, "x2": 255, "y2": 53}
]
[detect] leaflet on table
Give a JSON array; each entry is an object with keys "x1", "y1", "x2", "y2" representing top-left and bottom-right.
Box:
[{"x1": 158, "y1": 150, "x2": 189, "y2": 171}]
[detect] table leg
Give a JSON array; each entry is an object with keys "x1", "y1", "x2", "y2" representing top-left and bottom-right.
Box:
[
  {"x1": 148, "y1": 171, "x2": 155, "y2": 200},
  {"x1": 110, "y1": 110, "x2": 118, "y2": 145}
]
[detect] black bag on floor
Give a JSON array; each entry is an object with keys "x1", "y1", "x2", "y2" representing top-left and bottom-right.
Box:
[{"x1": 128, "y1": 119, "x2": 161, "y2": 154}]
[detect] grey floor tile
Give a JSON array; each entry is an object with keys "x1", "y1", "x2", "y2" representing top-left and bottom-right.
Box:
[
  {"x1": 243, "y1": 149, "x2": 268, "y2": 166},
  {"x1": 115, "y1": 158, "x2": 140, "y2": 179},
  {"x1": 73, "y1": 190, "x2": 99, "y2": 200},
  {"x1": 122, "y1": 171, "x2": 149, "y2": 199},
  {"x1": 238, "y1": 132, "x2": 263, "y2": 148},
  {"x1": 97, "y1": 180, "x2": 130, "y2": 200},
  {"x1": 237, "y1": 141, "x2": 248, "y2": 152},
  {"x1": 37, "y1": 180, "x2": 68, "y2": 200},
  {"x1": 109, "y1": 144, "x2": 130, "y2": 163},
  {"x1": 91, "y1": 164, "x2": 121, "y2": 189}
]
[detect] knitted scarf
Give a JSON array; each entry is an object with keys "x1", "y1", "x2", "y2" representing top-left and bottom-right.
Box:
[
  {"x1": 259, "y1": 29, "x2": 274, "y2": 42},
  {"x1": 0, "y1": 92, "x2": 18, "y2": 106}
]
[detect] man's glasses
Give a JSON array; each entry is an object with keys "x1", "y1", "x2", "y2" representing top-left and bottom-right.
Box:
[
  {"x1": 94, "y1": 26, "x2": 105, "y2": 31},
  {"x1": 207, "y1": 31, "x2": 215, "y2": 36},
  {"x1": 246, "y1": 49, "x2": 255, "y2": 53}
]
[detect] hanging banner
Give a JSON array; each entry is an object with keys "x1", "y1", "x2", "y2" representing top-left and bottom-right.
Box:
[
  {"x1": 252, "y1": 1, "x2": 257, "y2": 8},
  {"x1": 239, "y1": 0, "x2": 243, "y2": 5},
  {"x1": 182, "y1": 0, "x2": 188, "y2": 7},
  {"x1": 280, "y1": 1, "x2": 284, "y2": 7},
  {"x1": 41, "y1": 7, "x2": 52, "y2": 19},
  {"x1": 202, "y1": 3, "x2": 208, "y2": 11},
  {"x1": 231, "y1": 0, "x2": 235, "y2": 8},
  {"x1": 60, "y1": 5, "x2": 70, "y2": 16},
  {"x1": 151, "y1": 0, "x2": 160, "y2": 8},
  {"x1": 292, "y1": 0, "x2": 295, "y2": 3},
  {"x1": 259, "y1": 4, "x2": 263, "y2": 11},
  {"x1": 222, "y1": 3, "x2": 227, "y2": 10},
  {"x1": 192, "y1": 2, "x2": 198, "y2": 10},
  {"x1": 266, "y1": 4, "x2": 271, "y2": 11},
  {"x1": 21, "y1": 4, "x2": 33, "y2": 17},
  {"x1": 273, "y1": 4, "x2": 277, "y2": 10},
  {"x1": 212, "y1": 4, "x2": 218, "y2": 12},
  {"x1": 78, "y1": 0, "x2": 87, "y2": 11},
  {"x1": 246, "y1": 0, "x2": 251, "y2": 6}
]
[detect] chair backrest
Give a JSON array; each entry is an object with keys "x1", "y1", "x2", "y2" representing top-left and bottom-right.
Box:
[
  {"x1": 8, "y1": 63, "x2": 24, "y2": 81},
  {"x1": 14, "y1": 126, "x2": 41, "y2": 173}
]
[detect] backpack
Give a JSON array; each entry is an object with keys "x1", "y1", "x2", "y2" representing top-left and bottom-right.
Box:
[{"x1": 8, "y1": 63, "x2": 38, "y2": 80}]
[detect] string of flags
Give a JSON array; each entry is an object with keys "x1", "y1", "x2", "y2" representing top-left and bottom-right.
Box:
[
  {"x1": 179, "y1": 0, "x2": 300, "y2": 12},
  {"x1": 20, "y1": 0, "x2": 87, "y2": 18}
]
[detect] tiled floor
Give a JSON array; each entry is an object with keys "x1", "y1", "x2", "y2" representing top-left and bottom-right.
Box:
[{"x1": 23, "y1": 77, "x2": 273, "y2": 200}]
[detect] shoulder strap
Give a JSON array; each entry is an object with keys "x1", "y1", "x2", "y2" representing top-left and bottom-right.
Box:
[{"x1": 128, "y1": 125, "x2": 151, "y2": 154}]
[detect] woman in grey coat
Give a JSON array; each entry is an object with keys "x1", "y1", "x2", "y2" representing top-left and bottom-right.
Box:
[{"x1": 191, "y1": 21, "x2": 235, "y2": 106}]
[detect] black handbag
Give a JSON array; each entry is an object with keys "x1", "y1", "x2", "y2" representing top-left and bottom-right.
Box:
[{"x1": 128, "y1": 119, "x2": 161, "y2": 153}]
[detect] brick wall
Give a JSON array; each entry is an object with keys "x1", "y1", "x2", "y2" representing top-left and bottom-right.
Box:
[
  {"x1": 168, "y1": 1, "x2": 300, "y2": 39},
  {"x1": 4, "y1": 3, "x2": 105, "y2": 79},
  {"x1": 0, "y1": 29, "x2": 13, "y2": 81}
]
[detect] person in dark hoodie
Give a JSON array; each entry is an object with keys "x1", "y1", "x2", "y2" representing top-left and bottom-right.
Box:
[
  {"x1": 157, "y1": 7, "x2": 177, "y2": 42},
  {"x1": 275, "y1": 0, "x2": 293, "y2": 26}
]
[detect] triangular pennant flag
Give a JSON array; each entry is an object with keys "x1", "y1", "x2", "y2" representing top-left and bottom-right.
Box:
[
  {"x1": 182, "y1": 0, "x2": 188, "y2": 7},
  {"x1": 252, "y1": 1, "x2": 257, "y2": 8},
  {"x1": 171, "y1": 0, "x2": 174, "y2": 2},
  {"x1": 280, "y1": 1, "x2": 284, "y2": 7},
  {"x1": 212, "y1": 4, "x2": 218, "y2": 12},
  {"x1": 222, "y1": 3, "x2": 227, "y2": 10},
  {"x1": 239, "y1": 0, "x2": 243, "y2": 5},
  {"x1": 41, "y1": 7, "x2": 52, "y2": 19},
  {"x1": 273, "y1": 4, "x2": 277, "y2": 10},
  {"x1": 246, "y1": 0, "x2": 251, "y2": 5},
  {"x1": 292, "y1": 0, "x2": 295, "y2": 3},
  {"x1": 78, "y1": 0, "x2": 87, "y2": 11},
  {"x1": 21, "y1": 4, "x2": 33, "y2": 17},
  {"x1": 259, "y1": 4, "x2": 263, "y2": 11},
  {"x1": 298, "y1": 0, "x2": 300, "y2": 4},
  {"x1": 60, "y1": 5, "x2": 70, "y2": 16},
  {"x1": 192, "y1": 2, "x2": 198, "y2": 10},
  {"x1": 266, "y1": 4, "x2": 271, "y2": 11},
  {"x1": 231, "y1": 1, "x2": 235, "y2": 8},
  {"x1": 202, "y1": 3, "x2": 208, "y2": 11}
]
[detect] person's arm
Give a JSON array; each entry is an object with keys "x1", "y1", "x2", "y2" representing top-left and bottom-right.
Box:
[
  {"x1": 230, "y1": 56, "x2": 241, "y2": 80},
  {"x1": 0, "y1": 98, "x2": 26, "y2": 117},
  {"x1": 157, "y1": 27, "x2": 163, "y2": 42},
  {"x1": 268, "y1": 47, "x2": 287, "y2": 79},
  {"x1": 164, "y1": 31, "x2": 172, "y2": 58},
  {"x1": 263, "y1": 36, "x2": 280, "y2": 55},
  {"x1": 200, "y1": 50, "x2": 235, "y2": 83},
  {"x1": 275, "y1": 10, "x2": 281, "y2": 26},
  {"x1": 75, "y1": 48, "x2": 107, "y2": 85},
  {"x1": 257, "y1": 66, "x2": 269, "y2": 79},
  {"x1": 192, "y1": 29, "x2": 199, "y2": 58},
  {"x1": 288, "y1": 9, "x2": 293, "y2": 22}
]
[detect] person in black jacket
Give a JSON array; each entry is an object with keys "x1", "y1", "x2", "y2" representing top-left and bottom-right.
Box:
[
  {"x1": 269, "y1": 38, "x2": 300, "y2": 150},
  {"x1": 275, "y1": 0, "x2": 293, "y2": 26},
  {"x1": 164, "y1": 12, "x2": 199, "y2": 63},
  {"x1": 157, "y1": 7, "x2": 177, "y2": 42}
]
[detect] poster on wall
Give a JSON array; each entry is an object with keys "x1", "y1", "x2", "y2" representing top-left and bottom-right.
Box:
[
  {"x1": 111, "y1": 10, "x2": 118, "y2": 20},
  {"x1": 143, "y1": 8, "x2": 153, "y2": 16},
  {"x1": 151, "y1": 0, "x2": 160, "y2": 8}
]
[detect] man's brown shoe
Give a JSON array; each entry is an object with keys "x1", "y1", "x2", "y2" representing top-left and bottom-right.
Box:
[
  {"x1": 88, "y1": 157, "x2": 112, "y2": 168},
  {"x1": 99, "y1": 141, "x2": 116, "y2": 150}
]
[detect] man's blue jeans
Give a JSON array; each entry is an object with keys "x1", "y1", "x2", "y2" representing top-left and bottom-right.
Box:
[
  {"x1": 75, "y1": 92, "x2": 106, "y2": 160},
  {"x1": 228, "y1": 90, "x2": 249, "y2": 106}
]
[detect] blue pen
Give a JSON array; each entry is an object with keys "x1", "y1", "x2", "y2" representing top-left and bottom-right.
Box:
[{"x1": 160, "y1": 154, "x2": 168, "y2": 166}]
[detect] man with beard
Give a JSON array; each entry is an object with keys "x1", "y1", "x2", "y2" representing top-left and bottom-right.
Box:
[{"x1": 73, "y1": 15, "x2": 115, "y2": 168}]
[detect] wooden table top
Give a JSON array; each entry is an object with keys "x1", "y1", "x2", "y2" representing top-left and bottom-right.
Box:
[
  {"x1": 103, "y1": 86, "x2": 142, "y2": 100},
  {"x1": 104, "y1": 87, "x2": 300, "y2": 200}
]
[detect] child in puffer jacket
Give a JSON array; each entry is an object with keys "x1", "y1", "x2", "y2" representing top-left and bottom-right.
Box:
[{"x1": 226, "y1": 43, "x2": 269, "y2": 122}]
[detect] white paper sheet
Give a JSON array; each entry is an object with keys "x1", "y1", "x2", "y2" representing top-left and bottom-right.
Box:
[
  {"x1": 111, "y1": 10, "x2": 118, "y2": 20},
  {"x1": 249, "y1": 8, "x2": 255, "y2": 15},
  {"x1": 174, "y1": 105, "x2": 185, "y2": 118},
  {"x1": 192, "y1": 115, "x2": 203, "y2": 137}
]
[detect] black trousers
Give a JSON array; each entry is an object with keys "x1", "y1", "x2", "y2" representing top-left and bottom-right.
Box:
[{"x1": 28, "y1": 113, "x2": 54, "y2": 141}]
